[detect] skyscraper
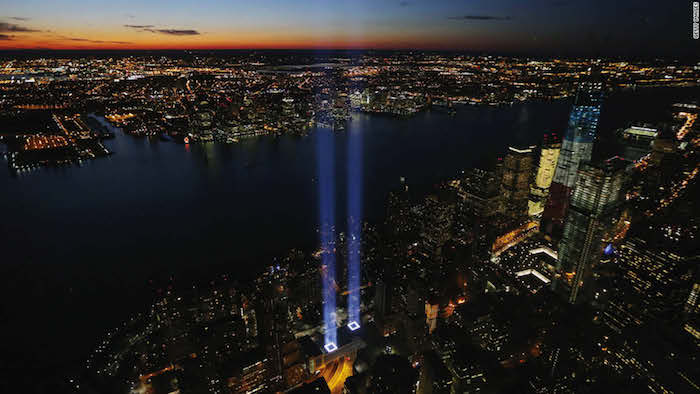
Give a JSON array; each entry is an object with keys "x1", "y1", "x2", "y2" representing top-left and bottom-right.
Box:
[
  {"x1": 553, "y1": 81, "x2": 603, "y2": 187},
  {"x1": 685, "y1": 283, "x2": 700, "y2": 315},
  {"x1": 386, "y1": 178, "x2": 416, "y2": 247},
  {"x1": 543, "y1": 80, "x2": 604, "y2": 236},
  {"x1": 456, "y1": 167, "x2": 502, "y2": 262},
  {"x1": 529, "y1": 134, "x2": 561, "y2": 217},
  {"x1": 552, "y1": 157, "x2": 627, "y2": 304},
  {"x1": 419, "y1": 194, "x2": 454, "y2": 257},
  {"x1": 500, "y1": 146, "x2": 535, "y2": 222},
  {"x1": 374, "y1": 279, "x2": 393, "y2": 321}
]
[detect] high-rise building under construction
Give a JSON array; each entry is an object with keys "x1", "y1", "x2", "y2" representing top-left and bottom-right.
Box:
[
  {"x1": 552, "y1": 157, "x2": 627, "y2": 304},
  {"x1": 543, "y1": 79, "x2": 604, "y2": 237}
]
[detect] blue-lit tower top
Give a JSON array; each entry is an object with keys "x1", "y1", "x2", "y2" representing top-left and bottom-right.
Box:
[{"x1": 552, "y1": 79, "x2": 604, "y2": 188}]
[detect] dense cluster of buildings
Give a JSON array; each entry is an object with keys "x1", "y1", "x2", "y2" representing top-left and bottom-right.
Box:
[
  {"x1": 2, "y1": 112, "x2": 112, "y2": 172},
  {"x1": 10, "y1": 56, "x2": 694, "y2": 393},
  {"x1": 2, "y1": 53, "x2": 700, "y2": 170}
]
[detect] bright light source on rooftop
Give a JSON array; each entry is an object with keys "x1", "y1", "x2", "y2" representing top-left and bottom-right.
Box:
[{"x1": 324, "y1": 342, "x2": 338, "y2": 353}]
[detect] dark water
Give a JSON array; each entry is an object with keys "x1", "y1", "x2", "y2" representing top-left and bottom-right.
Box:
[{"x1": 0, "y1": 87, "x2": 695, "y2": 372}]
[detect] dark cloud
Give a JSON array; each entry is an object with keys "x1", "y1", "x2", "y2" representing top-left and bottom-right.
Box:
[
  {"x1": 448, "y1": 15, "x2": 512, "y2": 21},
  {"x1": 9, "y1": 17, "x2": 31, "y2": 21},
  {"x1": 60, "y1": 36, "x2": 131, "y2": 44},
  {"x1": 0, "y1": 22, "x2": 41, "y2": 32},
  {"x1": 149, "y1": 29, "x2": 200, "y2": 36},
  {"x1": 0, "y1": 33, "x2": 13, "y2": 40},
  {"x1": 399, "y1": 1, "x2": 411, "y2": 6},
  {"x1": 124, "y1": 25, "x2": 200, "y2": 35}
]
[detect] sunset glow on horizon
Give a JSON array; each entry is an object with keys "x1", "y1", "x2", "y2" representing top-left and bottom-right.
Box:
[{"x1": 0, "y1": 0, "x2": 694, "y2": 56}]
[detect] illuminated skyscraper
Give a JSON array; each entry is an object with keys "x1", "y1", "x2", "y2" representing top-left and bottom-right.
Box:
[
  {"x1": 553, "y1": 81, "x2": 603, "y2": 187},
  {"x1": 529, "y1": 134, "x2": 561, "y2": 216},
  {"x1": 685, "y1": 283, "x2": 700, "y2": 315},
  {"x1": 190, "y1": 99, "x2": 215, "y2": 141},
  {"x1": 552, "y1": 157, "x2": 627, "y2": 304},
  {"x1": 543, "y1": 80, "x2": 604, "y2": 236},
  {"x1": 500, "y1": 146, "x2": 535, "y2": 222}
]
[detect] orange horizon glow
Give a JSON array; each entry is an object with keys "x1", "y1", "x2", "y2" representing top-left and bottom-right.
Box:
[
  {"x1": 0, "y1": 25, "x2": 486, "y2": 52},
  {"x1": 0, "y1": 36, "x2": 479, "y2": 51}
]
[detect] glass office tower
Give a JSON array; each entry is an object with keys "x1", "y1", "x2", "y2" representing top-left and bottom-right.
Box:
[
  {"x1": 543, "y1": 79, "x2": 604, "y2": 236},
  {"x1": 553, "y1": 157, "x2": 627, "y2": 304}
]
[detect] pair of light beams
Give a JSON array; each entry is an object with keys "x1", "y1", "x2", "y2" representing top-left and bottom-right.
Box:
[{"x1": 318, "y1": 127, "x2": 362, "y2": 353}]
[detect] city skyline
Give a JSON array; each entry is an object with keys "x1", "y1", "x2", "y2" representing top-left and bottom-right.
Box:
[
  {"x1": 0, "y1": 3, "x2": 698, "y2": 392},
  {"x1": 0, "y1": 0, "x2": 696, "y2": 56}
]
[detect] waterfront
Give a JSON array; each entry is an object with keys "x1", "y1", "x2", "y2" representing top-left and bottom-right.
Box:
[{"x1": 0, "y1": 87, "x2": 694, "y2": 375}]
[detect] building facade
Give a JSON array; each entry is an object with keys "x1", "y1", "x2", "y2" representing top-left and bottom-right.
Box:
[
  {"x1": 543, "y1": 80, "x2": 604, "y2": 236},
  {"x1": 500, "y1": 146, "x2": 535, "y2": 222},
  {"x1": 529, "y1": 134, "x2": 561, "y2": 217},
  {"x1": 552, "y1": 157, "x2": 627, "y2": 304}
]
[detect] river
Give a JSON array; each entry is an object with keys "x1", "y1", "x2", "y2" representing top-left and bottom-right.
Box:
[{"x1": 0, "y1": 87, "x2": 696, "y2": 373}]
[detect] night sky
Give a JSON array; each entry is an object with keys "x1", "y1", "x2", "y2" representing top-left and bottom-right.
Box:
[{"x1": 0, "y1": 0, "x2": 698, "y2": 56}]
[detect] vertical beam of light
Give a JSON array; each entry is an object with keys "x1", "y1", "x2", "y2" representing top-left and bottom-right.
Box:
[
  {"x1": 318, "y1": 129, "x2": 337, "y2": 349},
  {"x1": 347, "y1": 125, "x2": 363, "y2": 328}
]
